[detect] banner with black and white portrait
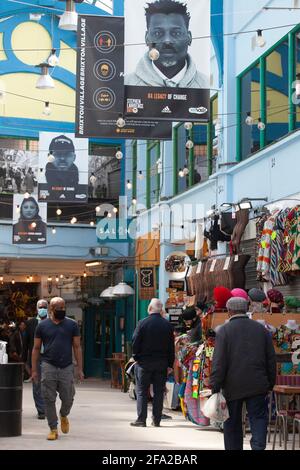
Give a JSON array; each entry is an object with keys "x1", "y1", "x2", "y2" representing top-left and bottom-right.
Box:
[
  {"x1": 124, "y1": 0, "x2": 210, "y2": 121},
  {"x1": 75, "y1": 15, "x2": 172, "y2": 140},
  {"x1": 0, "y1": 148, "x2": 38, "y2": 196},
  {"x1": 38, "y1": 132, "x2": 88, "y2": 203},
  {"x1": 12, "y1": 194, "x2": 47, "y2": 245}
]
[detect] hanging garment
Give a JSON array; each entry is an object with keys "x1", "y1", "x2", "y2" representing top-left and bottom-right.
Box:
[
  {"x1": 257, "y1": 211, "x2": 280, "y2": 281},
  {"x1": 220, "y1": 211, "x2": 236, "y2": 236},
  {"x1": 204, "y1": 215, "x2": 231, "y2": 251},
  {"x1": 230, "y1": 209, "x2": 250, "y2": 255},
  {"x1": 278, "y1": 206, "x2": 300, "y2": 273},
  {"x1": 270, "y1": 208, "x2": 290, "y2": 286},
  {"x1": 194, "y1": 222, "x2": 204, "y2": 259}
]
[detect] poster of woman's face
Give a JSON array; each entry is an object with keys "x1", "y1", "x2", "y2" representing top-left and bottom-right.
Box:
[
  {"x1": 38, "y1": 132, "x2": 89, "y2": 203},
  {"x1": 0, "y1": 148, "x2": 38, "y2": 195},
  {"x1": 12, "y1": 194, "x2": 47, "y2": 245}
]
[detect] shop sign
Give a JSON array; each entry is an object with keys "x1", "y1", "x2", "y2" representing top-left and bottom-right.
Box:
[{"x1": 139, "y1": 266, "x2": 156, "y2": 300}]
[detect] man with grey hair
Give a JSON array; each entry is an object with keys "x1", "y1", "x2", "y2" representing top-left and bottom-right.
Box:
[
  {"x1": 32, "y1": 297, "x2": 83, "y2": 440},
  {"x1": 23, "y1": 298, "x2": 48, "y2": 419},
  {"x1": 210, "y1": 297, "x2": 276, "y2": 451},
  {"x1": 131, "y1": 298, "x2": 174, "y2": 427}
]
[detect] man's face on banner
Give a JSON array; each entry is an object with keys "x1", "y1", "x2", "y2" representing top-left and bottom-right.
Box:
[
  {"x1": 146, "y1": 13, "x2": 192, "y2": 68},
  {"x1": 52, "y1": 151, "x2": 76, "y2": 171}
]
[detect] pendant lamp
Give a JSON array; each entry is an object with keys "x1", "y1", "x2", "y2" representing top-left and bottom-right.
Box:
[
  {"x1": 112, "y1": 281, "x2": 134, "y2": 297},
  {"x1": 36, "y1": 63, "x2": 54, "y2": 89},
  {"x1": 99, "y1": 286, "x2": 116, "y2": 299},
  {"x1": 59, "y1": 0, "x2": 78, "y2": 31}
]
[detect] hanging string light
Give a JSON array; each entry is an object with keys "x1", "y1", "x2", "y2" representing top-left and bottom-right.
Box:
[
  {"x1": 186, "y1": 139, "x2": 194, "y2": 150},
  {"x1": 55, "y1": 275, "x2": 59, "y2": 283},
  {"x1": 51, "y1": 227, "x2": 56, "y2": 234},
  {"x1": 35, "y1": 63, "x2": 54, "y2": 89},
  {"x1": 70, "y1": 217, "x2": 77, "y2": 224},
  {"x1": 132, "y1": 198, "x2": 137, "y2": 205},
  {"x1": 12, "y1": 279, "x2": 15, "y2": 284},
  {"x1": 30, "y1": 222, "x2": 37, "y2": 229},
  {"x1": 60, "y1": 274, "x2": 64, "y2": 279},
  {"x1": 90, "y1": 221, "x2": 95, "y2": 226},
  {"x1": 96, "y1": 206, "x2": 101, "y2": 213},
  {"x1": 0, "y1": 276, "x2": 3, "y2": 283},
  {"x1": 116, "y1": 114, "x2": 126, "y2": 128},
  {"x1": 257, "y1": 117, "x2": 266, "y2": 131},
  {"x1": 24, "y1": 192, "x2": 30, "y2": 199},
  {"x1": 26, "y1": 276, "x2": 30, "y2": 283},
  {"x1": 256, "y1": 29, "x2": 266, "y2": 47},
  {"x1": 59, "y1": 0, "x2": 78, "y2": 31},
  {"x1": 138, "y1": 170, "x2": 144, "y2": 180},
  {"x1": 113, "y1": 207, "x2": 118, "y2": 213},
  {"x1": 107, "y1": 212, "x2": 112, "y2": 218},
  {"x1": 149, "y1": 43, "x2": 160, "y2": 61},
  {"x1": 43, "y1": 101, "x2": 51, "y2": 116},
  {"x1": 48, "y1": 49, "x2": 59, "y2": 67},
  {"x1": 184, "y1": 122, "x2": 193, "y2": 130},
  {"x1": 56, "y1": 208, "x2": 62, "y2": 216},
  {"x1": 29, "y1": 275, "x2": 33, "y2": 282},
  {"x1": 115, "y1": 148, "x2": 123, "y2": 160},
  {"x1": 127, "y1": 180, "x2": 132, "y2": 190},
  {"x1": 183, "y1": 165, "x2": 189, "y2": 176},
  {"x1": 83, "y1": 271, "x2": 87, "y2": 278},
  {"x1": 48, "y1": 276, "x2": 52, "y2": 282},
  {"x1": 16, "y1": 205, "x2": 20, "y2": 214},
  {"x1": 245, "y1": 112, "x2": 254, "y2": 126},
  {"x1": 178, "y1": 168, "x2": 184, "y2": 178}
]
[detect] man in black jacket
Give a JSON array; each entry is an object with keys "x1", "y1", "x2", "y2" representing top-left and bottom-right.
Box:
[
  {"x1": 210, "y1": 297, "x2": 276, "y2": 450},
  {"x1": 131, "y1": 298, "x2": 175, "y2": 427}
]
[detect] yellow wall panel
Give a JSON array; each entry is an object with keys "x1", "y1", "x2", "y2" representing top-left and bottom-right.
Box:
[
  {"x1": 0, "y1": 33, "x2": 7, "y2": 61},
  {"x1": 0, "y1": 73, "x2": 75, "y2": 123},
  {"x1": 11, "y1": 22, "x2": 52, "y2": 65},
  {"x1": 266, "y1": 51, "x2": 283, "y2": 77},
  {"x1": 59, "y1": 41, "x2": 77, "y2": 75}
]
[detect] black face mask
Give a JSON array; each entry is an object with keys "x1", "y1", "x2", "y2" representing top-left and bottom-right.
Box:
[{"x1": 53, "y1": 310, "x2": 66, "y2": 320}]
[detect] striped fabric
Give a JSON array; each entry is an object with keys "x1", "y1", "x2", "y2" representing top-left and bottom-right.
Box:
[
  {"x1": 257, "y1": 211, "x2": 279, "y2": 281},
  {"x1": 270, "y1": 209, "x2": 290, "y2": 286}
]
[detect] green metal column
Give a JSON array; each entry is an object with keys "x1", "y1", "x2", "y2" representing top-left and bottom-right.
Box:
[
  {"x1": 236, "y1": 77, "x2": 242, "y2": 162},
  {"x1": 188, "y1": 128, "x2": 194, "y2": 187},
  {"x1": 173, "y1": 126, "x2": 178, "y2": 196},
  {"x1": 156, "y1": 142, "x2": 161, "y2": 202},
  {"x1": 207, "y1": 104, "x2": 213, "y2": 175},
  {"x1": 260, "y1": 57, "x2": 266, "y2": 149},
  {"x1": 146, "y1": 143, "x2": 151, "y2": 209},
  {"x1": 132, "y1": 141, "x2": 137, "y2": 199},
  {"x1": 288, "y1": 31, "x2": 296, "y2": 132}
]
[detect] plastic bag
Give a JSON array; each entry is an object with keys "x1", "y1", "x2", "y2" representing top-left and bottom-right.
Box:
[{"x1": 202, "y1": 392, "x2": 229, "y2": 422}]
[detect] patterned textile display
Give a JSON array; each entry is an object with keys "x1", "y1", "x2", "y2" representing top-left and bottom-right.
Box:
[
  {"x1": 270, "y1": 208, "x2": 290, "y2": 286},
  {"x1": 257, "y1": 211, "x2": 280, "y2": 281},
  {"x1": 278, "y1": 206, "x2": 300, "y2": 273},
  {"x1": 274, "y1": 326, "x2": 300, "y2": 375}
]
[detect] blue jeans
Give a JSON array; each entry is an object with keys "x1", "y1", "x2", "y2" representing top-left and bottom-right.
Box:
[
  {"x1": 135, "y1": 363, "x2": 167, "y2": 424},
  {"x1": 224, "y1": 395, "x2": 268, "y2": 450},
  {"x1": 32, "y1": 361, "x2": 45, "y2": 415}
]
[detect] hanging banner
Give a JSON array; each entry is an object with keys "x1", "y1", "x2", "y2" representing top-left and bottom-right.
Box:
[
  {"x1": 139, "y1": 267, "x2": 156, "y2": 300},
  {"x1": 0, "y1": 148, "x2": 38, "y2": 196},
  {"x1": 75, "y1": 15, "x2": 172, "y2": 140},
  {"x1": 38, "y1": 132, "x2": 88, "y2": 203},
  {"x1": 124, "y1": 0, "x2": 210, "y2": 121},
  {"x1": 12, "y1": 194, "x2": 47, "y2": 245}
]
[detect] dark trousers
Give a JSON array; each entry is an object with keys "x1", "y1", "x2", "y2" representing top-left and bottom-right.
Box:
[
  {"x1": 135, "y1": 363, "x2": 167, "y2": 424},
  {"x1": 224, "y1": 394, "x2": 268, "y2": 450},
  {"x1": 32, "y1": 361, "x2": 45, "y2": 415}
]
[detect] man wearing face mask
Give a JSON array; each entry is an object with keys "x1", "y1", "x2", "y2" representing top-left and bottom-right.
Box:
[
  {"x1": 31, "y1": 297, "x2": 84, "y2": 441},
  {"x1": 23, "y1": 299, "x2": 48, "y2": 419},
  {"x1": 125, "y1": 0, "x2": 208, "y2": 88}
]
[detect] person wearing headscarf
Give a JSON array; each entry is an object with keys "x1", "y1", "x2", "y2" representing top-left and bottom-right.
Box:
[{"x1": 13, "y1": 196, "x2": 46, "y2": 244}]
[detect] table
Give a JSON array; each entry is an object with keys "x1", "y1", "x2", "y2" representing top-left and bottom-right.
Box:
[
  {"x1": 106, "y1": 357, "x2": 127, "y2": 392},
  {"x1": 272, "y1": 385, "x2": 300, "y2": 449}
]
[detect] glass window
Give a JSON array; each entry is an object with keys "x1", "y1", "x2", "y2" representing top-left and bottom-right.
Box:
[
  {"x1": 193, "y1": 124, "x2": 208, "y2": 184},
  {"x1": 89, "y1": 145, "x2": 121, "y2": 200},
  {"x1": 266, "y1": 40, "x2": 289, "y2": 145},
  {"x1": 240, "y1": 63, "x2": 261, "y2": 160}
]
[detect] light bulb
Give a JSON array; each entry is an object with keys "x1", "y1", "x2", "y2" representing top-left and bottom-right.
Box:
[
  {"x1": 27, "y1": 276, "x2": 30, "y2": 283},
  {"x1": 71, "y1": 217, "x2": 77, "y2": 224},
  {"x1": 52, "y1": 227, "x2": 56, "y2": 234},
  {"x1": 184, "y1": 122, "x2": 193, "y2": 130},
  {"x1": 113, "y1": 207, "x2": 118, "y2": 213},
  {"x1": 257, "y1": 118, "x2": 265, "y2": 131},
  {"x1": 48, "y1": 49, "x2": 59, "y2": 67},
  {"x1": 245, "y1": 112, "x2": 254, "y2": 126},
  {"x1": 30, "y1": 222, "x2": 37, "y2": 229},
  {"x1": 56, "y1": 208, "x2": 62, "y2": 216},
  {"x1": 83, "y1": 271, "x2": 87, "y2": 278},
  {"x1": 256, "y1": 30, "x2": 266, "y2": 48},
  {"x1": 47, "y1": 151, "x2": 55, "y2": 163},
  {"x1": 186, "y1": 139, "x2": 194, "y2": 150},
  {"x1": 127, "y1": 180, "x2": 132, "y2": 190},
  {"x1": 132, "y1": 198, "x2": 137, "y2": 205},
  {"x1": 96, "y1": 206, "x2": 101, "y2": 213},
  {"x1": 48, "y1": 276, "x2": 52, "y2": 282},
  {"x1": 115, "y1": 149, "x2": 123, "y2": 160},
  {"x1": 24, "y1": 192, "x2": 30, "y2": 198},
  {"x1": 149, "y1": 45, "x2": 160, "y2": 61},
  {"x1": 178, "y1": 168, "x2": 184, "y2": 178},
  {"x1": 55, "y1": 276, "x2": 59, "y2": 282},
  {"x1": 107, "y1": 212, "x2": 112, "y2": 218},
  {"x1": 116, "y1": 115, "x2": 125, "y2": 128},
  {"x1": 183, "y1": 166, "x2": 189, "y2": 176},
  {"x1": 43, "y1": 101, "x2": 51, "y2": 116},
  {"x1": 138, "y1": 171, "x2": 144, "y2": 180},
  {"x1": 0, "y1": 276, "x2": 3, "y2": 282},
  {"x1": 16, "y1": 205, "x2": 20, "y2": 214},
  {"x1": 60, "y1": 274, "x2": 63, "y2": 279},
  {"x1": 29, "y1": 275, "x2": 33, "y2": 281},
  {"x1": 12, "y1": 279, "x2": 15, "y2": 284},
  {"x1": 90, "y1": 221, "x2": 95, "y2": 226}
]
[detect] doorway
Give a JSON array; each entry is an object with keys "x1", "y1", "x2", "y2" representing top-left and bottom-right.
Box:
[{"x1": 83, "y1": 304, "x2": 116, "y2": 378}]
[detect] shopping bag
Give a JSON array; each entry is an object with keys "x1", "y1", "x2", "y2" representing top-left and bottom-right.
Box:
[{"x1": 202, "y1": 392, "x2": 229, "y2": 422}]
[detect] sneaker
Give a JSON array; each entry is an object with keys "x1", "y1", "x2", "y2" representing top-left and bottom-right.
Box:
[
  {"x1": 161, "y1": 413, "x2": 172, "y2": 420},
  {"x1": 130, "y1": 421, "x2": 146, "y2": 427},
  {"x1": 60, "y1": 416, "x2": 69, "y2": 434},
  {"x1": 37, "y1": 413, "x2": 46, "y2": 420},
  {"x1": 151, "y1": 421, "x2": 160, "y2": 427},
  {"x1": 47, "y1": 429, "x2": 58, "y2": 440}
]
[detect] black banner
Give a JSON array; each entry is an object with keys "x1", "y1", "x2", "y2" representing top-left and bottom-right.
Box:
[
  {"x1": 125, "y1": 86, "x2": 210, "y2": 122},
  {"x1": 75, "y1": 16, "x2": 172, "y2": 140}
]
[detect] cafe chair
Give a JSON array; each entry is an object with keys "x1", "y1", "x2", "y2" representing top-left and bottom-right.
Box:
[{"x1": 292, "y1": 414, "x2": 300, "y2": 450}]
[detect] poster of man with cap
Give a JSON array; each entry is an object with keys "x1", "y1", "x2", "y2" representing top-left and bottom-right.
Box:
[{"x1": 38, "y1": 132, "x2": 88, "y2": 203}]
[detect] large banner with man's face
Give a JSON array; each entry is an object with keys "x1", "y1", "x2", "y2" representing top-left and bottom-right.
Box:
[
  {"x1": 75, "y1": 15, "x2": 172, "y2": 140},
  {"x1": 124, "y1": 0, "x2": 210, "y2": 121},
  {"x1": 38, "y1": 132, "x2": 88, "y2": 203}
]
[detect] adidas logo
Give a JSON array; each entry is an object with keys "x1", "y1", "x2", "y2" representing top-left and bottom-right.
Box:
[{"x1": 161, "y1": 106, "x2": 172, "y2": 113}]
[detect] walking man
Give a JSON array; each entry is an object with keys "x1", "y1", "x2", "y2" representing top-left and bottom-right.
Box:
[
  {"x1": 23, "y1": 299, "x2": 48, "y2": 419},
  {"x1": 210, "y1": 297, "x2": 276, "y2": 450},
  {"x1": 131, "y1": 298, "x2": 174, "y2": 427},
  {"x1": 31, "y1": 297, "x2": 84, "y2": 440}
]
